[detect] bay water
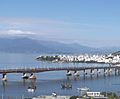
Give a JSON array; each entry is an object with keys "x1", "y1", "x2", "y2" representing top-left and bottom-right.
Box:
[{"x1": 0, "y1": 53, "x2": 120, "y2": 98}]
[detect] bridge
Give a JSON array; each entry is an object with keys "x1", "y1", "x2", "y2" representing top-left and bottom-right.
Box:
[
  {"x1": 0, "y1": 66, "x2": 117, "y2": 73},
  {"x1": 0, "y1": 65, "x2": 120, "y2": 81}
]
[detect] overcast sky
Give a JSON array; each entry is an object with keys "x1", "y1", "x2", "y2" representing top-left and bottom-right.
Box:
[{"x1": 0, "y1": 0, "x2": 120, "y2": 47}]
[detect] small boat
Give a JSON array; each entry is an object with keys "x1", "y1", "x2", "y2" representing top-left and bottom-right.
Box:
[
  {"x1": 77, "y1": 87, "x2": 89, "y2": 92},
  {"x1": 52, "y1": 92, "x2": 57, "y2": 97},
  {"x1": 27, "y1": 86, "x2": 36, "y2": 92},
  {"x1": 61, "y1": 83, "x2": 72, "y2": 89}
]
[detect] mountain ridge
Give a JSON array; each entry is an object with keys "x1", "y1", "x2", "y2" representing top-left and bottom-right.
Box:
[{"x1": 0, "y1": 37, "x2": 119, "y2": 54}]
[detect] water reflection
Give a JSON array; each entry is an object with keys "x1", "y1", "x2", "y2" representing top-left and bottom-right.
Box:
[
  {"x1": 22, "y1": 79, "x2": 28, "y2": 86},
  {"x1": 90, "y1": 75, "x2": 94, "y2": 79},
  {"x1": 2, "y1": 81, "x2": 7, "y2": 90},
  {"x1": 30, "y1": 79, "x2": 36, "y2": 87},
  {"x1": 74, "y1": 76, "x2": 79, "y2": 81},
  {"x1": 97, "y1": 73, "x2": 99, "y2": 78}
]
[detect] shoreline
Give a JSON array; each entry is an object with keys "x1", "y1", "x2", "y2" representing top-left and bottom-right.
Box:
[{"x1": 32, "y1": 95, "x2": 70, "y2": 99}]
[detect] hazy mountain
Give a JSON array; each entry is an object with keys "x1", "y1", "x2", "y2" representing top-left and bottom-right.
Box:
[
  {"x1": 99, "y1": 47, "x2": 120, "y2": 55},
  {"x1": 112, "y1": 51, "x2": 120, "y2": 56},
  {"x1": 0, "y1": 37, "x2": 119, "y2": 54}
]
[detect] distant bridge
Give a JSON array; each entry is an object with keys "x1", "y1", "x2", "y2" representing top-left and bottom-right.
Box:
[
  {"x1": 0, "y1": 65, "x2": 118, "y2": 74},
  {"x1": 0, "y1": 65, "x2": 120, "y2": 81}
]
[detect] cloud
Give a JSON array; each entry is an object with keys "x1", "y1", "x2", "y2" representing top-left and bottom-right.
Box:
[
  {"x1": 8, "y1": 29, "x2": 35, "y2": 35},
  {"x1": 0, "y1": 29, "x2": 36, "y2": 38},
  {"x1": 0, "y1": 17, "x2": 118, "y2": 47}
]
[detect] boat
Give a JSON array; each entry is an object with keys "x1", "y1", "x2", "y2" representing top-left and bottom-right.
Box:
[
  {"x1": 61, "y1": 83, "x2": 72, "y2": 89},
  {"x1": 52, "y1": 92, "x2": 57, "y2": 97},
  {"x1": 77, "y1": 87, "x2": 89, "y2": 92}
]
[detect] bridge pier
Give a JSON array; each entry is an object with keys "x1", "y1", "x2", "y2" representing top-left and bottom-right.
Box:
[
  {"x1": 22, "y1": 73, "x2": 29, "y2": 79},
  {"x1": 66, "y1": 70, "x2": 72, "y2": 76},
  {"x1": 104, "y1": 68, "x2": 110, "y2": 76},
  {"x1": 82, "y1": 69, "x2": 86, "y2": 75},
  {"x1": 104, "y1": 68, "x2": 105, "y2": 73},
  {"x1": 104, "y1": 68, "x2": 108, "y2": 74},
  {"x1": 115, "y1": 68, "x2": 117, "y2": 75},
  {"x1": 97, "y1": 68, "x2": 100, "y2": 74},
  {"x1": 73, "y1": 70, "x2": 79, "y2": 81},
  {"x1": 29, "y1": 73, "x2": 36, "y2": 80},
  {"x1": 96, "y1": 69, "x2": 100, "y2": 77},
  {"x1": 108, "y1": 68, "x2": 112, "y2": 75},
  {"x1": 2, "y1": 73, "x2": 7, "y2": 81},
  {"x1": 118, "y1": 69, "x2": 120, "y2": 74},
  {"x1": 109, "y1": 68, "x2": 112, "y2": 73},
  {"x1": 115, "y1": 68, "x2": 119, "y2": 75},
  {"x1": 90, "y1": 68, "x2": 94, "y2": 75},
  {"x1": 74, "y1": 70, "x2": 79, "y2": 76}
]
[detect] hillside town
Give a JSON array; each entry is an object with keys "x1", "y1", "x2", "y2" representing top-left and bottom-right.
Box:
[{"x1": 36, "y1": 54, "x2": 120, "y2": 64}]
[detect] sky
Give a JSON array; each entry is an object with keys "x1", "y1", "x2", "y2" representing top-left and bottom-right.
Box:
[{"x1": 0, "y1": 0, "x2": 120, "y2": 47}]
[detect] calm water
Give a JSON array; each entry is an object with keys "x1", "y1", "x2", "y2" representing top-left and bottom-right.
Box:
[{"x1": 0, "y1": 53, "x2": 120, "y2": 99}]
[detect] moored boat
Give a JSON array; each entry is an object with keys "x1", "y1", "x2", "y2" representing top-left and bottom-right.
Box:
[
  {"x1": 61, "y1": 83, "x2": 72, "y2": 89},
  {"x1": 77, "y1": 87, "x2": 89, "y2": 92}
]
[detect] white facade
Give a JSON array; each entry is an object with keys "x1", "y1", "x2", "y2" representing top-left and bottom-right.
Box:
[{"x1": 87, "y1": 92, "x2": 101, "y2": 97}]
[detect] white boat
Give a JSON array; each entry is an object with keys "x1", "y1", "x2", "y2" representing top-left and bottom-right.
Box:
[
  {"x1": 77, "y1": 87, "x2": 89, "y2": 92},
  {"x1": 52, "y1": 92, "x2": 57, "y2": 97}
]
